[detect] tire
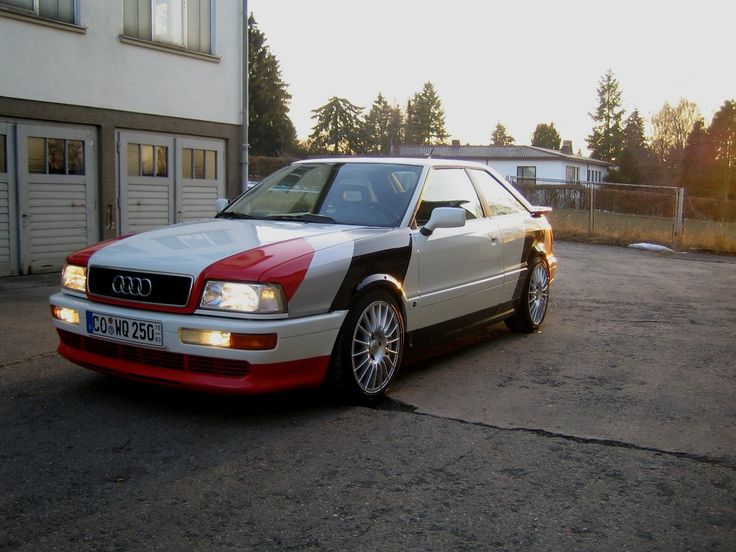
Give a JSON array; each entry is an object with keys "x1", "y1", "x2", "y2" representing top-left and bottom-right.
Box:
[
  {"x1": 505, "y1": 256, "x2": 550, "y2": 333},
  {"x1": 330, "y1": 290, "x2": 405, "y2": 402}
]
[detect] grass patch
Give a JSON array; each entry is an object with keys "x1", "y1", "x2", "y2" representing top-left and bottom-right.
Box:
[{"x1": 549, "y1": 209, "x2": 736, "y2": 254}]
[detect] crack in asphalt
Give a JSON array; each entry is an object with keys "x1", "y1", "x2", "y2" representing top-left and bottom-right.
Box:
[
  {"x1": 0, "y1": 352, "x2": 57, "y2": 370},
  {"x1": 378, "y1": 397, "x2": 736, "y2": 471}
]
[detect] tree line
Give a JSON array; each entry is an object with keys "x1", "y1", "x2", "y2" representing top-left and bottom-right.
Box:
[
  {"x1": 248, "y1": 15, "x2": 734, "y2": 201},
  {"x1": 585, "y1": 70, "x2": 734, "y2": 201}
]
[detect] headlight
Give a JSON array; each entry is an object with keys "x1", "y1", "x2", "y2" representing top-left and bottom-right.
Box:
[
  {"x1": 200, "y1": 281, "x2": 285, "y2": 314},
  {"x1": 62, "y1": 264, "x2": 87, "y2": 293}
]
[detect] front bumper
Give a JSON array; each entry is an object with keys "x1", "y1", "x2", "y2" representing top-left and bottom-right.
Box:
[{"x1": 50, "y1": 292, "x2": 347, "y2": 394}]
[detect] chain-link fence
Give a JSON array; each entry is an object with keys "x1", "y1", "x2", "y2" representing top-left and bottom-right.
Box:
[{"x1": 508, "y1": 177, "x2": 736, "y2": 253}]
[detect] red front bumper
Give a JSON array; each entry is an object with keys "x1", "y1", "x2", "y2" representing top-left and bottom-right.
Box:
[{"x1": 57, "y1": 330, "x2": 330, "y2": 395}]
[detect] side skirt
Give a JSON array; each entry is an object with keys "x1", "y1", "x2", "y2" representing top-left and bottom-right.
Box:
[{"x1": 406, "y1": 302, "x2": 517, "y2": 349}]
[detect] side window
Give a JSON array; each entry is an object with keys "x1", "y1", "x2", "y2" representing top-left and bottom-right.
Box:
[
  {"x1": 470, "y1": 169, "x2": 527, "y2": 216},
  {"x1": 415, "y1": 168, "x2": 483, "y2": 226}
]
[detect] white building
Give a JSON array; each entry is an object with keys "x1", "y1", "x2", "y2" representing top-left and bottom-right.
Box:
[
  {"x1": 394, "y1": 142, "x2": 610, "y2": 186},
  {"x1": 0, "y1": 0, "x2": 243, "y2": 275}
]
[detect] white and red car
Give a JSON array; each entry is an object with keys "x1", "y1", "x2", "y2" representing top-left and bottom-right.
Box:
[{"x1": 50, "y1": 158, "x2": 556, "y2": 400}]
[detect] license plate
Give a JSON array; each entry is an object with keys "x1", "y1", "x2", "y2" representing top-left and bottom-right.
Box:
[{"x1": 86, "y1": 312, "x2": 163, "y2": 347}]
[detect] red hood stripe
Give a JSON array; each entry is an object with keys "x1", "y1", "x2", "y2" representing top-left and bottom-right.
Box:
[
  {"x1": 66, "y1": 234, "x2": 134, "y2": 267},
  {"x1": 198, "y1": 237, "x2": 315, "y2": 303}
]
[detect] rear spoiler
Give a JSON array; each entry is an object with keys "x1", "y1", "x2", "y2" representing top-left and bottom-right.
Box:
[{"x1": 530, "y1": 205, "x2": 552, "y2": 218}]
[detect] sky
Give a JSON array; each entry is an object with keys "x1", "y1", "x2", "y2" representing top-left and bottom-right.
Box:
[{"x1": 247, "y1": 0, "x2": 735, "y2": 156}]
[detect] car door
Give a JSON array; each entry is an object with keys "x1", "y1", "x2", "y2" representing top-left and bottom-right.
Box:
[
  {"x1": 468, "y1": 169, "x2": 533, "y2": 307},
  {"x1": 410, "y1": 167, "x2": 504, "y2": 330}
]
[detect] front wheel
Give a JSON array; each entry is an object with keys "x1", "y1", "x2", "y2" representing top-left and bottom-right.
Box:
[
  {"x1": 505, "y1": 256, "x2": 550, "y2": 333},
  {"x1": 330, "y1": 290, "x2": 404, "y2": 402}
]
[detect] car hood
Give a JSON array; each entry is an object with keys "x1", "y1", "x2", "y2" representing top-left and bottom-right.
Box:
[{"x1": 87, "y1": 218, "x2": 389, "y2": 278}]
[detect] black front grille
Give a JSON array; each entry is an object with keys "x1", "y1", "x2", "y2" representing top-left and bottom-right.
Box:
[
  {"x1": 58, "y1": 330, "x2": 250, "y2": 378},
  {"x1": 88, "y1": 267, "x2": 193, "y2": 307}
]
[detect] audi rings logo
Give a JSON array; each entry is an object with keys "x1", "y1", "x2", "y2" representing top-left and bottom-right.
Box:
[{"x1": 112, "y1": 275, "x2": 153, "y2": 298}]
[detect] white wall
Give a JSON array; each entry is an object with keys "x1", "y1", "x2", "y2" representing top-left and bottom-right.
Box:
[
  {"x1": 0, "y1": 1, "x2": 242, "y2": 125},
  {"x1": 484, "y1": 159, "x2": 566, "y2": 182},
  {"x1": 484, "y1": 159, "x2": 608, "y2": 183}
]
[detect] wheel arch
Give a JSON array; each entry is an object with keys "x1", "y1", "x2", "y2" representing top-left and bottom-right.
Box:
[
  {"x1": 528, "y1": 237, "x2": 550, "y2": 264},
  {"x1": 354, "y1": 274, "x2": 407, "y2": 318}
]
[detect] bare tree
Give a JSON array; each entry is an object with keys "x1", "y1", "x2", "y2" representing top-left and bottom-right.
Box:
[{"x1": 651, "y1": 99, "x2": 703, "y2": 172}]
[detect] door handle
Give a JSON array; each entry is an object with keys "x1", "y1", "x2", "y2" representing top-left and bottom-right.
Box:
[{"x1": 489, "y1": 234, "x2": 498, "y2": 245}]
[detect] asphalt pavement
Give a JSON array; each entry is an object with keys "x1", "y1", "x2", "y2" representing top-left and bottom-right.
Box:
[{"x1": 1, "y1": 242, "x2": 735, "y2": 551}]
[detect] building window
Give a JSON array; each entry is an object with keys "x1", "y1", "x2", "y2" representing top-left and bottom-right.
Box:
[
  {"x1": 182, "y1": 148, "x2": 217, "y2": 179},
  {"x1": 123, "y1": 0, "x2": 212, "y2": 54},
  {"x1": 587, "y1": 169, "x2": 602, "y2": 183},
  {"x1": 0, "y1": 0, "x2": 77, "y2": 24},
  {"x1": 516, "y1": 166, "x2": 536, "y2": 185},
  {"x1": 28, "y1": 137, "x2": 85, "y2": 175},
  {"x1": 565, "y1": 165, "x2": 580, "y2": 183},
  {"x1": 127, "y1": 143, "x2": 168, "y2": 177}
]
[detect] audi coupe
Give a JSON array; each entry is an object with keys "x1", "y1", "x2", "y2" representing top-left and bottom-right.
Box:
[{"x1": 50, "y1": 158, "x2": 556, "y2": 401}]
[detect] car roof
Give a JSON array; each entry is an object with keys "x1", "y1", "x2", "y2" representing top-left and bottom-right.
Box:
[{"x1": 293, "y1": 157, "x2": 493, "y2": 170}]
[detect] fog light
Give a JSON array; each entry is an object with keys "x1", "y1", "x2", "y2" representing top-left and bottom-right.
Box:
[
  {"x1": 180, "y1": 328, "x2": 231, "y2": 348},
  {"x1": 51, "y1": 305, "x2": 80, "y2": 325},
  {"x1": 179, "y1": 329, "x2": 277, "y2": 350}
]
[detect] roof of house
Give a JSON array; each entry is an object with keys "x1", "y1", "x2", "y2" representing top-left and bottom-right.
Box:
[{"x1": 393, "y1": 144, "x2": 610, "y2": 167}]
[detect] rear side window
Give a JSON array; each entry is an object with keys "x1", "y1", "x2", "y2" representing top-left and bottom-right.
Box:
[
  {"x1": 470, "y1": 169, "x2": 528, "y2": 216},
  {"x1": 415, "y1": 168, "x2": 484, "y2": 225}
]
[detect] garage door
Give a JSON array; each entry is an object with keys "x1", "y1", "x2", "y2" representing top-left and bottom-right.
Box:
[
  {"x1": 177, "y1": 136, "x2": 226, "y2": 223},
  {"x1": 118, "y1": 131, "x2": 225, "y2": 233},
  {"x1": 16, "y1": 123, "x2": 98, "y2": 274},
  {"x1": 0, "y1": 123, "x2": 17, "y2": 276}
]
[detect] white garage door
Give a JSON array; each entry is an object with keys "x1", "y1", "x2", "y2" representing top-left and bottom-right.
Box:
[
  {"x1": 0, "y1": 123, "x2": 16, "y2": 276},
  {"x1": 15, "y1": 123, "x2": 98, "y2": 274},
  {"x1": 118, "y1": 131, "x2": 225, "y2": 234}
]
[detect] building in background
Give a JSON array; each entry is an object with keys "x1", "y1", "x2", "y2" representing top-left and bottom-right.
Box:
[
  {"x1": 393, "y1": 141, "x2": 610, "y2": 186},
  {"x1": 0, "y1": 0, "x2": 243, "y2": 275}
]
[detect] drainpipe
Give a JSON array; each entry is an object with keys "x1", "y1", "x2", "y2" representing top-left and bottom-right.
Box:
[{"x1": 241, "y1": 0, "x2": 249, "y2": 193}]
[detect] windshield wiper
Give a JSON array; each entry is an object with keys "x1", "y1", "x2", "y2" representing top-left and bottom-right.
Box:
[
  {"x1": 264, "y1": 214, "x2": 336, "y2": 224},
  {"x1": 216, "y1": 211, "x2": 256, "y2": 219}
]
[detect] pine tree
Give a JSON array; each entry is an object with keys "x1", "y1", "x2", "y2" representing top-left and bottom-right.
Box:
[
  {"x1": 531, "y1": 123, "x2": 561, "y2": 150},
  {"x1": 363, "y1": 93, "x2": 400, "y2": 154},
  {"x1": 615, "y1": 110, "x2": 651, "y2": 183},
  {"x1": 491, "y1": 123, "x2": 514, "y2": 145},
  {"x1": 308, "y1": 97, "x2": 364, "y2": 154},
  {"x1": 708, "y1": 99, "x2": 736, "y2": 201},
  {"x1": 248, "y1": 15, "x2": 297, "y2": 156},
  {"x1": 587, "y1": 70, "x2": 626, "y2": 163},
  {"x1": 404, "y1": 99, "x2": 417, "y2": 144},
  {"x1": 680, "y1": 120, "x2": 716, "y2": 197},
  {"x1": 408, "y1": 82, "x2": 448, "y2": 145}
]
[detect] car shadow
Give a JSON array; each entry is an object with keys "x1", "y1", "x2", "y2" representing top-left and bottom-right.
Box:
[
  {"x1": 60, "y1": 322, "x2": 529, "y2": 419},
  {"x1": 75, "y1": 372, "x2": 345, "y2": 421}
]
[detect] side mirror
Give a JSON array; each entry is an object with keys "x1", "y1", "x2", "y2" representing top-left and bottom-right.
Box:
[
  {"x1": 214, "y1": 198, "x2": 229, "y2": 213},
  {"x1": 420, "y1": 207, "x2": 466, "y2": 236}
]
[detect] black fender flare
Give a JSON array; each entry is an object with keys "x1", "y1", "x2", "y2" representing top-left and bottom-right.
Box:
[{"x1": 356, "y1": 273, "x2": 404, "y2": 296}]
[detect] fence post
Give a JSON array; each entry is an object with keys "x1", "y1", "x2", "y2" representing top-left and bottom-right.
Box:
[
  {"x1": 588, "y1": 182, "x2": 595, "y2": 234},
  {"x1": 673, "y1": 187, "x2": 685, "y2": 250}
]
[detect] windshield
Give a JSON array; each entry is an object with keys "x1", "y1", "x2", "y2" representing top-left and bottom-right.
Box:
[{"x1": 220, "y1": 162, "x2": 423, "y2": 227}]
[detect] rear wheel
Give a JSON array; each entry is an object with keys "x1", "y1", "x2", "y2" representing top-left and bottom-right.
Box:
[
  {"x1": 330, "y1": 290, "x2": 404, "y2": 402},
  {"x1": 505, "y1": 256, "x2": 550, "y2": 333}
]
